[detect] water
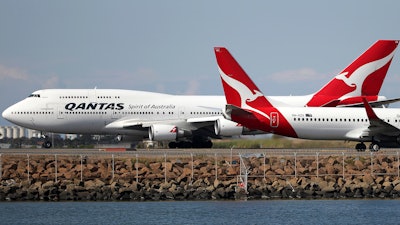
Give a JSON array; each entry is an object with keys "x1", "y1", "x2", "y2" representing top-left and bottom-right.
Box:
[{"x1": 0, "y1": 200, "x2": 399, "y2": 225}]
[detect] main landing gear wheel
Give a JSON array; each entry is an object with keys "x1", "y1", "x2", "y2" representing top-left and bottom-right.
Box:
[
  {"x1": 42, "y1": 140, "x2": 52, "y2": 149},
  {"x1": 369, "y1": 143, "x2": 380, "y2": 152},
  {"x1": 355, "y1": 143, "x2": 366, "y2": 152},
  {"x1": 168, "y1": 141, "x2": 192, "y2": 148},
  {"x1": 168, "y1": 140, "x2": 213, "y2": 148}
]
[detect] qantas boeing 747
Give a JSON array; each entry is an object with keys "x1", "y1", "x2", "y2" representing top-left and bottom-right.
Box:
[{"x1": 2, "y1": 40, "x2": 398, "y2": 148}]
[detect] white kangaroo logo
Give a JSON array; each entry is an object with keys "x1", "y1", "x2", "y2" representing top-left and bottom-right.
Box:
[
  {"x1": 219, "y1": 67, "x2": 270, "y2": 120},
  {"x1": 334, "y1": 49, "x2": 396, "y2": 99}
]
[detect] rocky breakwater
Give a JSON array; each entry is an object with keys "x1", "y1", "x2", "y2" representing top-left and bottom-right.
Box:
[{"x1": 1, "y1": 152, "x2": 400, "y2": 201}]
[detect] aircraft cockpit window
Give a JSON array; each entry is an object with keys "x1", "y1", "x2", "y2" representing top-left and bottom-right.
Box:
[{"x1": 28, "y1": 94, "x2": 41, "y2": 98}]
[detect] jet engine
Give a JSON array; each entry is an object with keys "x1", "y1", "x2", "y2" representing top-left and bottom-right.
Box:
[
  {"x1": 214, "y1": 118, "x2": 244, "y2": 137},
  {"x1": 149, "y1": 124, "x2": 185, "y2": 141}
]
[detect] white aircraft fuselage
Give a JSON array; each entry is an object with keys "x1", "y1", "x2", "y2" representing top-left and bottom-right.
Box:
[
  {"x1": 1, "y1": 88, "x2": 394, "y2": 142},
  {"x1": 275, "y1": 106, "x2": 400, "y2": 141},
  {"x1": 2, "y1": 89, "x2": 226, "y2": 136}
]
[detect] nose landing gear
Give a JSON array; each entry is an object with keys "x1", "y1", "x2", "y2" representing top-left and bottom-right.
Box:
[{"x1": 40, "y1": 132, "x2": 53, "y2": 148}]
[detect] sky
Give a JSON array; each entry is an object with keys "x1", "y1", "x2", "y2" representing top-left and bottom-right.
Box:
[{"x1": 1, "y1": 1, "x2": 400, "y2": 125}]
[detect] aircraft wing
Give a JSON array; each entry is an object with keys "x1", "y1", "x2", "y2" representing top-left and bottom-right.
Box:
[
  {"x1": 104, "y1": 118, "x2": 146, "y2": 130},
  {"x1": 104, "y1": 116, "x2": 221, "y2": 131},
  {"x1": 186, "y1": 116, "x2": 221, "y2": 123},
  {"x1": 363, "y1": 99, "x2": 400, "y2": 137}
]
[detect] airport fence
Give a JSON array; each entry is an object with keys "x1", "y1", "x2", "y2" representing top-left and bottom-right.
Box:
[{"x1": 0, "y1": 150, "x2": 399, "y2": 184}]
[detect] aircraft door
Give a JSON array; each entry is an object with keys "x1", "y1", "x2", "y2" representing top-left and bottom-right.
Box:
[
  {"x1": 57, "y1": 104, "x2": 64, "y2": 119},
  {"x1": 111, "y1": 108, "x2": 120, "y2": 119},
  {"x1": 45, "y1": 102, "x2": 62, "y2": 120},
  {"x1": 270, "y1": 112, "x2": 279, "y2": 128},
  {"x1": 179, "y1": 106, "x2": 186, "y2": 119}
]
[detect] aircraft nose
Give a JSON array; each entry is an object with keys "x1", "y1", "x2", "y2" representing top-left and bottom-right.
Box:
[{"x1": 2, "y1": 106, "x2": 13, "y2": 122}]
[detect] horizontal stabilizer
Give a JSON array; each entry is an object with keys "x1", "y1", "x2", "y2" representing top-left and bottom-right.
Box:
[
  {"x1": 362, "y1": 98, "x2": 400, "y2": 136},
  {"x1": 341, "y1": 97, "x2": 400, "y2": 108},
  {"x1": 225, "y1": 104, "x2": 257, "y2": 120}
]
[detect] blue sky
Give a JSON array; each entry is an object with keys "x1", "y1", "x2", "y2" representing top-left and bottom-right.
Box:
[{"x1": 1, "y1": 1, "x2": 400, "y2": 125}]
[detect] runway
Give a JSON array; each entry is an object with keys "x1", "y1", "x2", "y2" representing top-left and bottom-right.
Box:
[{"x1": 1, "y1": 147, "x2": 400, "y2": 157}]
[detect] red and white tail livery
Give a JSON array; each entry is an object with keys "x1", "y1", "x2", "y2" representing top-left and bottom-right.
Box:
[
  {"x1": 215, "y1": 40, "x2": 399, "y2": 108},
  {"x1": 215, "y1": 47, "x2": 298, "y2": 137},
  {"x1": 307, "y1": 40, "x2": 399, "y2": 107},
  {"x1": 216, "y1": 44, "x2": 400, "y2": 151}
]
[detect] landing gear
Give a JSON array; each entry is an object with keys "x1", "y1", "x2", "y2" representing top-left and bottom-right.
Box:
[
  {"x1": 115, "y1": 134, "x2": 123, "y2": 142},
  {"x1": 168, "y1": 141, "x2": 192, "y2": 148},
  {"x1": 355, "y1": 142, "x2": 366, "y2": 152},
  {"x1": 168, "y1": 140, "x2": 213, "y2": 148},
  {"x1": 42, "y1": 140, "x2": 52, "y2": 148},
  {"x1": 369, "y1": 143, "x2": 380, "y2": 152},
  {"x1": 355, "y1": 142, "x2": 380, "y2": 152},
  {"x1": 191, "y1": 140, "x2": 212, "y2": 148},
  {"x1": 40, "y1": 132, "x2": 53, "y2": 148}
]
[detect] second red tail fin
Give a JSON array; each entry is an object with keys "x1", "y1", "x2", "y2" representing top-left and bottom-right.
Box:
[{"x1": 307, "y1": 40, "x2": 399, "y2": 107}]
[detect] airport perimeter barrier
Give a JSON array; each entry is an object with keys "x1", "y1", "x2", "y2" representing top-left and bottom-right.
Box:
[{"x1": 0, "y1": 148, "x2": 399, "y2": 184}]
